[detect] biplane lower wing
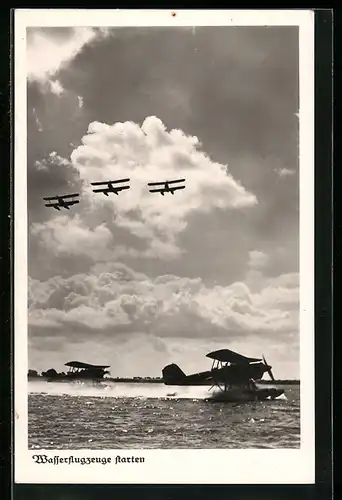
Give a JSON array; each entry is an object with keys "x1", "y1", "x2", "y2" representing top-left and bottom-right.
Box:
[
  {"x1": 92, "y1": 186, "x2": 130, "y2": 193},
  {"x1": 45, "y1": 203, "x2": 61, "y2": 210},
  {"x1": 149, "y1": 186, "x2": 185, "y2": 193},
  {"x1": 57, "y1": 200, "x2": 79, "y2": 209}
]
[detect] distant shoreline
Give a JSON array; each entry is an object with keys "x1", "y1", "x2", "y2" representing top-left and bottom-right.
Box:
[{"x1": 27, "y1": 373, "x2": 300, "y2": 385}]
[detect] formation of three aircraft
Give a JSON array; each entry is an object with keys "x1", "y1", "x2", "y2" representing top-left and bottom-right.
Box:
[{"x1": 43, "y1": 178, "x2": 186, "y2": 210}]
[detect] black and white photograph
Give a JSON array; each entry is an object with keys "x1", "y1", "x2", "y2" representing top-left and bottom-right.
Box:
[{"x1": 15, "y1": 9, "x2": 315, "y2": 484}]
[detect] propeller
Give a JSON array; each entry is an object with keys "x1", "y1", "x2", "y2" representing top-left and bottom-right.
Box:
[{"x1": 262, "y1": 354, "x2": 275, "y2": 381}]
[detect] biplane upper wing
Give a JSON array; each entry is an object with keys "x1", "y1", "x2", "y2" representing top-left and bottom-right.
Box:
[
  {"x1": 59, "y1": 193, "x2": 80, "y2": 198},
  {"x1": 147, "y1": 179, "x2": 185, "y2": 186},
  {"x1": 91, "y1": 179, "x2": 130, "y2": 186},
  {"x1": 43, "y1": 193, "x2": 79, "y2": 201},
  {"x1": 92, "y1": 186, "x2": 130, "y2": 192},
  {"x1": 65, "y1": 361, "x2": 110, "y2": 369},
  {"x1": 206, "y1": 349, "x2": 262, "y2": 364},
  {"x1": 43, "y1": 196, "x2": 59, "y2": 201},
  {"x1": 147, "y1": 182, "x2": 164, "y2": 187}
]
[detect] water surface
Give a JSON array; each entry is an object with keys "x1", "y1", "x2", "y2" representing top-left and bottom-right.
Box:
[{"x1": 28, "y1": 382, "x2": 300, "y2": 449}]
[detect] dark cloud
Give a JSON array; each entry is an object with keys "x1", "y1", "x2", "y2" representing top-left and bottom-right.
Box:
[{"x1": 28, "y1": 26, "x2": 299, "y2": 284}]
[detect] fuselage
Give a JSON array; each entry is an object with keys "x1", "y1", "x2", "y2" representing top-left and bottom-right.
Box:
[{"x1": 162, "y1": 362, "x2": 271, "y2": 386}]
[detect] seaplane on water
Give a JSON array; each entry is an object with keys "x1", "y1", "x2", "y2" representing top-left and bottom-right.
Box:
[
  {"x1": 41, "y1": 361, "x2": 110, "y2": 382},
  {"x1": 162, "y1": 348, "x2": 284, "y2": 402},
  {"x1": 91, "y1": 178, "x2": 130, "y2": 196},
  {"x1": 43, "y1": 193, "x2": 80, "y2": 211},
  {"x1": 147, "y1": 179, "x2": 186, "y2": 196},
  {"x1": 65, "y1": 361, "x2": 111, "y2": 380}
]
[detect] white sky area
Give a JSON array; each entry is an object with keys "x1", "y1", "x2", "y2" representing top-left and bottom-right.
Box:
[{"x1": 27, "y1": 26, "x2": 300, "y2": 379}]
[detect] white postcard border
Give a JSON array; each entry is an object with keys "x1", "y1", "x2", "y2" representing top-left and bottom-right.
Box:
[{"x1": 14, "y1": 9, "x2": 315, "y2": 485}]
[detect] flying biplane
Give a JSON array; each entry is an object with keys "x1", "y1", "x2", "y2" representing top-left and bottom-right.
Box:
[
  {"x1": 147, "y1": 179, "x2": 186, "y2": 195},
  {"x1": 91, "y1": 178, "x2": 130, "y2": 196},
  {"x1": 162, "y1": 348, "x2": 284, "y2": 402},
  {"x1": 43, "y1": 193, "x2": 80, "y2": 211}
]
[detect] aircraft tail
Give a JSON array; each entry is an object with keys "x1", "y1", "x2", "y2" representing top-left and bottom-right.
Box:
[{"x1": 162, "y1": 363, "x2": 187, "y2": 385}]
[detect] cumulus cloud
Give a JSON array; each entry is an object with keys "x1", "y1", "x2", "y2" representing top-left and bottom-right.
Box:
[
  {"x1": 275, "y1": 167, "x2": 296, "y2": 177},
  {"x1": 31, "y1": 214, "x2": 114, "y2": 261},
  {"x1": 49, "y1": 79, "x2": 64, "y2": 96},
  {"x1": 248, "y1": 250, "x2": 268, "y2": 270},
  {"x1": 31, "y1": 116, "x2": 257, "y2": 261},
  {"x1": 35, "y1": 151, "x2": 69, "y2": 171},
  {"x1": 27, "y1": 27, "x2": 109, "y2": 93},
  {"x1": 28, "y1": 263, "x2": 299, "y2": 340}
]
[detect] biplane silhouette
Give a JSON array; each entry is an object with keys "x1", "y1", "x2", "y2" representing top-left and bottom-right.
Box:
[
  {"x1": 42, "y1": 361, "x2": 110, "y2": 381},
  {"x1": 91, "y1": 178, "x2": 130, "y2": 196},
  {"x1": 43, "y1": 193, "x2": 80, "y2": 211},
  {"x1": 148, "y1": 179, "x2": 186, "y2": 195},
  {"x1": 162, "y1": 348, "x2": 284, "y2": 402},
  {"x1": 65, "y1": 361, "x2": 110, "y2": 379}
]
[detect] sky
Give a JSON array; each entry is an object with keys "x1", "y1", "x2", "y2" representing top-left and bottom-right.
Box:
[{"x1": 27, "y1": 26, "x2": 300, "y2": 379}]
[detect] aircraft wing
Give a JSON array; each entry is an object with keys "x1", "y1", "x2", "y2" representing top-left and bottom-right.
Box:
[
  {"x1": 206, "y1": 349, "x2": 261, "y2": 364},
  {"x1": 148, "y1": 179, "x2": 185, "y2": 186},
  {"x1": 60, "y1": 193, "x2": 80, "y2": 199},
  {"x1": 65, "y1": 361, "x2": 110, "y2": 369},
  {"x1": 43, "y1": 196, "x2": 58, "y2": 201},
  {"x1": 148, "y1": 188, "x2": 164, "y2": 192},
  {"x1": 166, "y1": 179, "x2": 186, "y2": 184},
  {"x1": 171, "y1": 186, "x2": 185, "y2": 190},
  {"x1": 91, "y1": 179, "x2": 130, "y2": 186},
  {"x1": 44, "y1": 203, "x2": 60, "y2": 209}
]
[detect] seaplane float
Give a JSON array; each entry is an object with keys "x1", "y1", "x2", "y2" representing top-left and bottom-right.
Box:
[{"x1": 162, "y1": 348, "x2": 285, "y2": 403}]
